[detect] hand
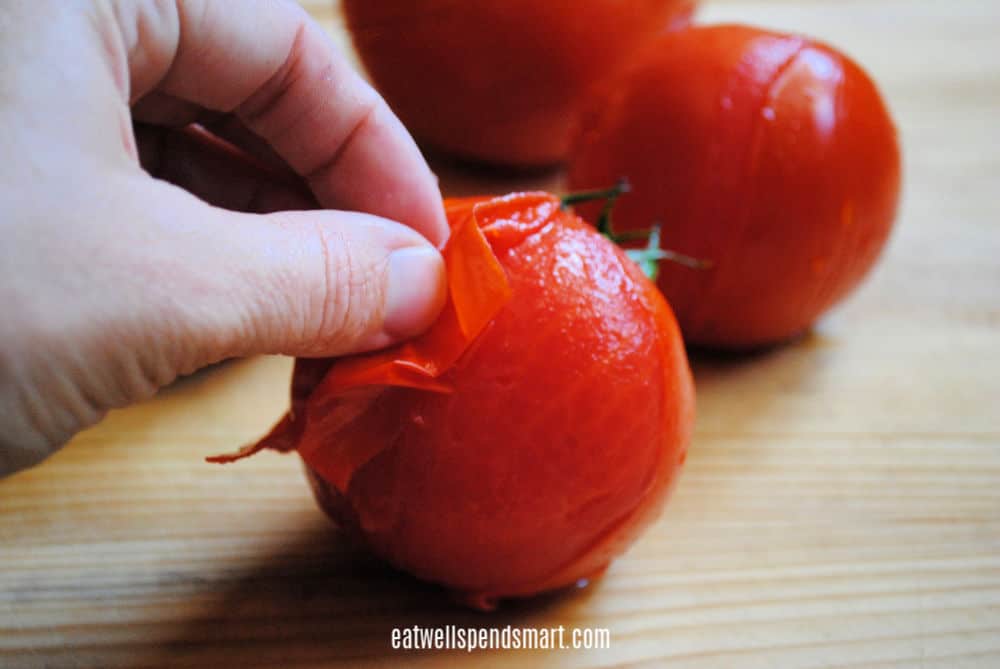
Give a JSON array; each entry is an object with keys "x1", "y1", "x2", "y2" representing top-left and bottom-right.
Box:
[{"x1": 0, "y1": 0, "x2": 450, "y2": 477}]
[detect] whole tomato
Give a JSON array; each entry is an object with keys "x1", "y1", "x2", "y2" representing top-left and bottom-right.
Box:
[
  {"x1": 568, "y1": 25, "x2": 902, "y2": 349},
  {"x1": 342, "y1": 0, "x2": 697, "y2": 167},
  {"x1": 215, "y1": 192, "x2": 695, "y2": 608}
]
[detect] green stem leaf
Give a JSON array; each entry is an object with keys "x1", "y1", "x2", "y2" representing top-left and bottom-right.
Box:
[{"x1": 562, "y1": 181, "x2": 712, "y2": 281}]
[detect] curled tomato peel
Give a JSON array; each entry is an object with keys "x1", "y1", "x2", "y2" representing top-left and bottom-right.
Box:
[{"x1": 207, "y1": 194, "x2": 559, "y2": 490}]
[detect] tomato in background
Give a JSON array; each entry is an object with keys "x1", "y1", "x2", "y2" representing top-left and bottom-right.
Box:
[
  {"x1": 219, "y1": 193, "x2": 695, "y2": 608},
  {"x1": 568, "y1": 25, "x2": 902, "y2": 349},
  {"x1": 343, "y1": 0, "x2": 697, "y2": 167}
]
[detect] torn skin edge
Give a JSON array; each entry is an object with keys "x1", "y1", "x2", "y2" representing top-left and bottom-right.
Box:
[{"x1": 206, "y1": 196, "x2": 515, "y2": 468}]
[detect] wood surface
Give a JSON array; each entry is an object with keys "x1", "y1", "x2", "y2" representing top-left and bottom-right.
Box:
[{"x1": 3, "y1": 1, "x2": 999, "y2": 667}]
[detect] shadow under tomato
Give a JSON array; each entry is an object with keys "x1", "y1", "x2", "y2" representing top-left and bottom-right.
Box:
[
  {"x1": 685, "y1": 327, "x2": 835, "y2": 449},
  {"x1": 135, "y1": 334, "x2": 832, "y2": 667},
  {"x1": 137, "y1": 517, "x2": 597, "y2": 668},
  {"x1": 689, "y1": 328, "x2": 832, "y2": 391},
  {"x1": 427, "y1": 148, "x2": 566, "y2": 200}
]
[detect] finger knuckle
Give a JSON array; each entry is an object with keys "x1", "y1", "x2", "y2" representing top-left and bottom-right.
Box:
[{"x1": 307, "y1": 225, "x2": 384, "y2": 353}]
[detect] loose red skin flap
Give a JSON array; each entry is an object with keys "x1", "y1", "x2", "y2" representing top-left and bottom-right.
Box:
[{"x1": 207, "y1": 195, "x2": 561, "y2": 487}]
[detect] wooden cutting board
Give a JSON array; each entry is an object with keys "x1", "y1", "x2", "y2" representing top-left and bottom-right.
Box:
[{"x1": 3, "y1": 1, "x2": 999, "y2": 667}]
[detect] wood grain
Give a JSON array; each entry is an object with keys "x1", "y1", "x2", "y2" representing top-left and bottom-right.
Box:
[{"x1": 3, "y1": 1, "x2": 999, "y2": 667}]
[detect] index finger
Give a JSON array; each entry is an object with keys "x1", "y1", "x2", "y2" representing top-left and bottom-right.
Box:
[{"x1": 118, "y1": 0, "x2": 447, "y2": 245}]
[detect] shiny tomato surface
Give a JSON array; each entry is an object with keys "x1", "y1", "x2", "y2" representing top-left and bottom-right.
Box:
[
  {"x1": 249, "y1": 193, "x2": 695, "y2": 608},
  {"x1": 343, "y1": 0, "x2": 696, "y2": 166},
  {"x1": 568, "y1": 25, "x2": 902, "y2": 349}
]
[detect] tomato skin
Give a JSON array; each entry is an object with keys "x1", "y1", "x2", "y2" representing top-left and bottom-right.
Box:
[
  {"x1": 568, "y1": 25, "x2": 902, "y2": 349},
  {"x1": 301, "y1": 195, "x2": 694, "y2": 606},
  {"x1": 343, "y1": 0, "x2": 696, "y2": 167}
]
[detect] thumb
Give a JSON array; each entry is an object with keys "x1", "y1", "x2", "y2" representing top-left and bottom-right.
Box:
[{"x1": 145, "y1": 181, "x2": 448, "y2": 373}]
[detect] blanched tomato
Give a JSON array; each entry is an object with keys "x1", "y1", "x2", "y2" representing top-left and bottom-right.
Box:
[
  {"x1": 215, "y1": 192, "x2": 694, "y2": 608},
  {"x1": 343, "y1": 0, "x2": 697, "y2": 166},
  {"x1": 568, "y1": 25, "x2": 902, "y2": 349}
]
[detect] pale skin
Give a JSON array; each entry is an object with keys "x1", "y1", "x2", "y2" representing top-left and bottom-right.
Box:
[{"x1": 0, "y1": 0, "x2": 450, "y2": 477}]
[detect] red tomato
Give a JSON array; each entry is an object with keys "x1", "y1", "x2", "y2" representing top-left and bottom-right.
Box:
[
  {"x1": 216, "y1": 193, "x2": 694, "y2": 608},
  {"x1": 343, "y1": 0, "x2": 697, "y2": 167},
  {"x1": 568, "y1": 25, "x2": 902, "y2": 349}
]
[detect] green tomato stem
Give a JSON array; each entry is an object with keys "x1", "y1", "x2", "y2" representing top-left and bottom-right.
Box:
[{"x1": 562, "y1": 180, "x2": 711, "y2": 281}]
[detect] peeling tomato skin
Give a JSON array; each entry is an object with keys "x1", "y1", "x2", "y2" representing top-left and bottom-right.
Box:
[
  {"x1": 343, "y1": 0, "x2": 697, "y2": 166},
  {"x1": 304, "y1": 197, "x2": 694, "y2": 602},
  {"x1": 568, "y1": 25, "x2": 901, "y2": 349}
]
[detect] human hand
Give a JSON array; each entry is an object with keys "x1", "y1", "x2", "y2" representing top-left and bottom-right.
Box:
[{"x1": 0, "y1": 0, "x2": 449, "y2": 477}]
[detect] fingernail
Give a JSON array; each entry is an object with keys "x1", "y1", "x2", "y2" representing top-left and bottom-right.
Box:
[{"x1": 383, "y1": 246, "x2": 447, "y2": 340}]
